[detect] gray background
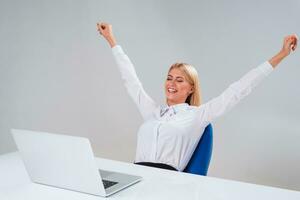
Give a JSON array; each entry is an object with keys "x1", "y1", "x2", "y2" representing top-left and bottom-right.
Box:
[{"x1": 1, "y1": 0, "x2": 299, "y2": 191}]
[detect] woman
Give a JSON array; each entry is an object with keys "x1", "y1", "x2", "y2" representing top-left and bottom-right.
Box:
[{"x1": 97, "y1": 22, "x2": 298, "y2": 172}]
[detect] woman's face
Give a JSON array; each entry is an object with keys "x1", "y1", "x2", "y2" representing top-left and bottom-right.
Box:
[{"x1": 165, "y1": 68, "x2": 193, "y2": 106}]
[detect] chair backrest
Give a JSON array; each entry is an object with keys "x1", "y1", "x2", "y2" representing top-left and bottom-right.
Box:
[{"x1": 183, "y1": 124, "x2": 213, "y2": 176}]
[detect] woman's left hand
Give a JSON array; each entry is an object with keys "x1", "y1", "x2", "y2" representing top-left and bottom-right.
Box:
[
  {"x1": 269, "y1": 34, "x2": 298, "y2": 68},
  {"x1": 280, "y1": 34, "x2": 298, "y2": 57}
]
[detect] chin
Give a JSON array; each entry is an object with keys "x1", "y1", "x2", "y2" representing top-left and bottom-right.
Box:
[
  {"x1": 166, "y1": 95, "x2": 176, "y2": 101},
  {"x1": 166, "y1": 98, "x2": 179, "y2": 105}
]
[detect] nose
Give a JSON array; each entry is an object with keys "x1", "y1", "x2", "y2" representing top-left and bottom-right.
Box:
[{"x1": 168, "y1": 80, "x2": 176, "y2": 87}]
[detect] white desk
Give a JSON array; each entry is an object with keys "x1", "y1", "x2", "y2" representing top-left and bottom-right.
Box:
[{"x1": 1, "y1": 152, "x2": 299, "y2": 200}]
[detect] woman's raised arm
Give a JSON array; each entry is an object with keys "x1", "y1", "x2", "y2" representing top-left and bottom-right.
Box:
[
  {"x1": 197, "y1": 34, "x2": 298, "y2": 125},
  {"x1": 97, "y1": 22, "x2": 158, "y2": 120}
]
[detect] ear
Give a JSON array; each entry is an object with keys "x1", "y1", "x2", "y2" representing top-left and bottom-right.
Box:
[
  {"x1": 189, "y1": 87, "x2": 194, "y2": 94},
  {"x1": 187, "y1": 89, "x2": 193, "y2": 96}
]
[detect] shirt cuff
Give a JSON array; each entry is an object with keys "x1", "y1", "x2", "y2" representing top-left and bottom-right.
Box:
[
  {"x1": 258, "y1": 61, "x2": 273, "y2": 76},
  {"x1": 112, "y1": 45, "x2": 124, "y2": 56}
]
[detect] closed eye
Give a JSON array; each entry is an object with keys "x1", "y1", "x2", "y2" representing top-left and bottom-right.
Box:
[
  {"x1": 167, "y1": 75, "x2": 172, "y2": 81},
  {"x1": 167, "y1": 75, "x2": 185, "y2": 82},
  {"x1": 176, "y1": 78, "x2": 184, "y2": 82}
]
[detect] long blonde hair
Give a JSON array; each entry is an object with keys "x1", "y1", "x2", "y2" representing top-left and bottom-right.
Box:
[{"x1": 168, "y1": 63, "x2": 201, "y2": 106}]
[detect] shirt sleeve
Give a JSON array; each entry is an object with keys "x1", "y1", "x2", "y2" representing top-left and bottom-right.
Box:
[
  {"x1": 112, "y1": 45, "x2": 158, "y2": 120},
  {"x1": 197, "y1": 61, "x2": 273, "y2": 124}
]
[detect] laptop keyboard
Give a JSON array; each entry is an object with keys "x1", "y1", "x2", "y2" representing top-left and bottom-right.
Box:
[{"x1": 102, "y1": 179, "x2": 118, "y2": 189}]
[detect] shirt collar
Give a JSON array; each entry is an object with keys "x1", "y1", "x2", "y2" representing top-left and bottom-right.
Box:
[
  {"x1": 160, "y1": 103, "x2": 189, "y2": 117},
  {"x1": 169, "y1": 103, "x2": 189, "y2": 111}
]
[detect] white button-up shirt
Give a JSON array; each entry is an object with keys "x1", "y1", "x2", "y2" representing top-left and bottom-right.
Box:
[{"x1": 112, "y1": 45, "x2": 273, "y2": 171}]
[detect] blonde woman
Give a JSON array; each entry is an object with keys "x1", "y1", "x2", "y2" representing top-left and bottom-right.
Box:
[{"x1": 97, "y1": 22, "x2": 298, "y2": 171}]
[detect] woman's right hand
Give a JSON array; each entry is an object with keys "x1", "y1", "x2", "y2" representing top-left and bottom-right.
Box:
[{"x1": 97, "y1": 22, "x2": 117, "y2": 48}]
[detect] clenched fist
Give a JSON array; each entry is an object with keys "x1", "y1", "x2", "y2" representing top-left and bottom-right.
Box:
[
  {"x1": 281, "y1": 34, "x2": 298, "y2": 57},
  {"x1": 269, "y1": 34, "x2": 298, "y2": 68},
  {"x1": 97, "y1": 22, "x2": 117, "y2": 48}
]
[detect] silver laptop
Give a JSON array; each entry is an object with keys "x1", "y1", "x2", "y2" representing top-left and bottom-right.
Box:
[{"x1": 11, "y1": 129, "x2": 142, "y2": 197}]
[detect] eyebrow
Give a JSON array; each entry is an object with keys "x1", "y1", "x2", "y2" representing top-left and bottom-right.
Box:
[{"x1": 168, "y1": 74, "x2": 184, "y2": 79}]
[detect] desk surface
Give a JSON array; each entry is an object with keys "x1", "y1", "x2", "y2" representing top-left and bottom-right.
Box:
[{"x1": 1, "y1": 152, "x2": 299, "y2": 200}]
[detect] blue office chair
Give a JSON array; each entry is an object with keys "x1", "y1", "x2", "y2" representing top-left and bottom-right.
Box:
[{"x1": 183, "y1": 124, "x2": 213, "y2": 176}]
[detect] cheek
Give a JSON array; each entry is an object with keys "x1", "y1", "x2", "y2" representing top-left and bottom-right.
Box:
[{"x1": 178, "y1": 84, "x2": 191, "y2": 94}]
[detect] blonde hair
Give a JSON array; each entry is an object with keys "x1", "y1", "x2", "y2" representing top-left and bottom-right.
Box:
[{"x1": 168, "y1": 63, "x2": 201, "y2": 106}]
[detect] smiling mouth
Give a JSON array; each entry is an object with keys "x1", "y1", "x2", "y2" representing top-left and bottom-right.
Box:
[{"x1": 167, "y1": 88, "x2": 177, "y2": 93}]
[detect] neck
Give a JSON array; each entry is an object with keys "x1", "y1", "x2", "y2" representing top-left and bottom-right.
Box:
[{"x1": 166, "y1": 100, "x2": 186, "y2": 106}]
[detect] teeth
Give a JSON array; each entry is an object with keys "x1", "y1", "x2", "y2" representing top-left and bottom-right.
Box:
[{"x1": 168, "y1": 88, "x2": 177, "y2": 93}]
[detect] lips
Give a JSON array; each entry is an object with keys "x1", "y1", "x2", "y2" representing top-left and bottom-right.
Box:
[{"x1": 167, "y1": 87, "x2": 177, "y2": 93}]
